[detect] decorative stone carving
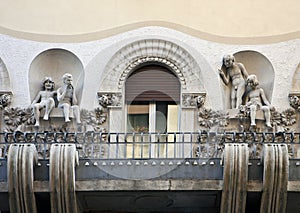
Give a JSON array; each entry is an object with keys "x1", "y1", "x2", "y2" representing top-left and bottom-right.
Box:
[
  {"x1": 219, "y1": 54, "x2": 249, "y2": 109},
  {"x1": 3, "y1": 107, "x2": 34, "y2": 132},
  {"x1": 182, "y1": 93, "x2": 206, "y2": 108},
  {"x1": 197, "y1": 108, "x2": 229, "y2": 129},
  {"x1": 80, "y1": 108, "x2": 107, "y2": 132},
  {"x1": 97, "y1": 92, "x2": 122, "y2": 108},
  {"x1": 31, "y1": 77, "x2": 56, "y2": 126},
  {"x1": 50, "y1": 144, "x2": 79, "y2": 213},
  {"x1": 0, "y1": 92, "x2": 12, "y2": 109},
  {"x1": 260, "y1": 144, "x2": 288, "y2": 213},
  {"x1": 8, "y1": 144, "x2": 38, "y2": 213},
  {"x1": 57, "y1": 73, "x2": 81, "y2": 124},
  {"x1": 236, "y1": 107, "x2": 296, "y2": 133},
  {"x1": 221, "y1": 143, "x2": 249, "y2": 213},
  {"x1": 289, "y1": 93, "x2": 300, "y2": 111},
  {"x1": 118, "y1": 56, "x2": 186, "y2": 89},
  {"x1": 101, "y1": 39, "x2": 205, "y2": 92}
]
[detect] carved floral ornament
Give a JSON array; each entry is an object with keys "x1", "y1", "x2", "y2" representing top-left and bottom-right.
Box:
[
  {"x1": 289, "y1": 92, "x2": 300, "y2": 111},
  {"x1": 118, "y1": 56, "x2": 186, "y2": 89},
  {"x1": 97, "y1": 92, "x2": 122, "y2": 108},
  {"x1": 182, "y1": 93, "x2": 206, "y2": 108},
  {"x1": 0, "y1": 92, "x2": 12, "y2": 109}
]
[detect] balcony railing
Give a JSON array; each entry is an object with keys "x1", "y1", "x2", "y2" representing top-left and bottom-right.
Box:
[{"x1": 0, "y1": 132, "x2": 299, "y2": 160}]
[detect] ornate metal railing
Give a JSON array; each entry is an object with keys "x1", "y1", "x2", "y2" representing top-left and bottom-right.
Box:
[{"x1": 0, "y1": 132, "x2": 299, "y2": 160}]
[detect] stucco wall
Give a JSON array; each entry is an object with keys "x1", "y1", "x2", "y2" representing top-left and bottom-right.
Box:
[
  {"x1": 0, "y1": 0, "x2": 300, "y2": 43},
  {"x1": 0, "y1": 26, "x2": 299, "y2": 112}
]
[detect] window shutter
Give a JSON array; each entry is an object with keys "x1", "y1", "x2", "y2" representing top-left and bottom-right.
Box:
[{"x1": 125, "y1": 66, "x2": 180, "y2": 102}]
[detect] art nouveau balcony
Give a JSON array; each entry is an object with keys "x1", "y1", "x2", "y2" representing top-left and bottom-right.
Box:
[{"x1": 0, "y1": 131, "x2": 300, "y2": 212}]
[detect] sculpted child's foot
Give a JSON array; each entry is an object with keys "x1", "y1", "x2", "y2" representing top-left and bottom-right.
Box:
[{"x1": 43, "y1": 115, "x2": 49, "y2": 120}]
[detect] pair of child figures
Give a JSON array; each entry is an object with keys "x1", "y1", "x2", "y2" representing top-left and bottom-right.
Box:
[
  {"x1": 31, "y1": 73, "x2": 81, "y2": 126},
  {"x1": 219, "y1": 54, "x2": 272, "y2": 127}
]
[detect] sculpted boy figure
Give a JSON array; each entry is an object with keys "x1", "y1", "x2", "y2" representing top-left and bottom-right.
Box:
[
  {"x1": 219, "y1": 54, "x2": 249, "y2": 109},
  {"x1": 32, "y1": 77, "x2": 56, "y2": 126},
  {"x1": 57, "y1": 73, "x2": 81, "y2": 124},
  {"x1": 245, "y1": 74, "x2": 272, "y2": 128}
]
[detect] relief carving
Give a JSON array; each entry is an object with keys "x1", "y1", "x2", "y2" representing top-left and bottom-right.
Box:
[
  {"x1": 97, "y1": 92, "x2": 122, "y2": 108},
  {"x1": 289, "y1": 93, "x2": 300, "y2": 111},
  {"x1": 182, "y1": 93, "x2": 206, "y2": 108},
  {"x1": 0, "y1": 93, "x2": 12, "y2": 109}
]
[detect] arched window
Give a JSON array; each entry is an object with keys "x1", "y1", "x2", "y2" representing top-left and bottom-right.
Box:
[{"x1": 125, "y1": 65, "x2": 180, "y2": 133}]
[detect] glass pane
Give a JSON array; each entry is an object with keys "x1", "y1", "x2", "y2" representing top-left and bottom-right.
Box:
[{"x1": 127, "y1": 104, "x2": 149, "y2": 133}]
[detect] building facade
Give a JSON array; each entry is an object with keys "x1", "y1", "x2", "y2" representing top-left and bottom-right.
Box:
[{"x1": 0, "y1": 1, "x2": 300, "y2": 212}]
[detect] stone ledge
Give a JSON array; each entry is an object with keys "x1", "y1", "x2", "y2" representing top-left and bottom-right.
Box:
[{"x1": 2, "y1": 180, "x2": 300, "y2": 192}]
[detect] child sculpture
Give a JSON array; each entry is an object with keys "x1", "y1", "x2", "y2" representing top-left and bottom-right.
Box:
[
  {"x1": 31, "y1": 77, "x2": 56, "y2": 126},
  {"x1": 219, "y1": 54, "x2": 249, "y2": 109},
  {"x1": 245, "y1": 74, "x2": 272, "y2": 128},
  {"x1": 57, "y1": 73, "x2": 81, "y2": 124}
]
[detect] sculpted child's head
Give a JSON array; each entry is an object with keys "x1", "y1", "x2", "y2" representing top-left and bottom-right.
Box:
[
  {"x1": 223, "y1": 54, "x2": 235, "y2": 68},
  {"x1": 62, "y1": 73, "x2": 73, "y2": 85},
  {"x1": 246, "y1": 74, "x2": 259, "y2": 87},
  {"x1": 42, "y1": 77, "x2": 55, "y2": 91}
]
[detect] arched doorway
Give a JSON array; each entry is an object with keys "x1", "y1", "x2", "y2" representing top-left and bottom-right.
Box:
[{"x1": 125, "y1": 65, "x2": 180, "y2": 133}]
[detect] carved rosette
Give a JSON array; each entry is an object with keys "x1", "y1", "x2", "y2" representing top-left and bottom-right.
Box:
[{"x1": 182, "y1": 93, "x2": 206, "y2": 108}]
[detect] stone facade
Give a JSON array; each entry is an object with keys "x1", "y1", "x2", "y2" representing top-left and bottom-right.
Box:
[{"x1": 0, "y1": 26, "x2": 300, "y2": 212}]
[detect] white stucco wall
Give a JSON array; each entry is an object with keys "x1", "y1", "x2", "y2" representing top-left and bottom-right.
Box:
[{"x1": 0, "y1": 26, "x2": 299, "y2": 112}]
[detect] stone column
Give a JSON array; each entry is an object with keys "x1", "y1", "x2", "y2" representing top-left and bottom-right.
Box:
[
  {"x1": 260, "y1": 144, "x2": 288, "y2": 213},
  {"x1": 221, "y1": 143, "x2": 249, "y2": 213},
  {"x1": 50, "y1": 144, "x2": 79, "y2": 213},
  {"x1": 8, "y1": 144, "x2": 38, "y2": 213}
]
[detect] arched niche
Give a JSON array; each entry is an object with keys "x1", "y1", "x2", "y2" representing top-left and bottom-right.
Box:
[
  {"x1": 234, "y1": 51, "x2": 274, "y2": 102},
  {"x1": 0, "y1": 58, "x2": 11, "y2": 92},
  {"x1": 29, "y1": 49, "x2": 84, "y2": 104},
  {"x1": 291, "y1": 63, "x2": 300, "y2": 92}
]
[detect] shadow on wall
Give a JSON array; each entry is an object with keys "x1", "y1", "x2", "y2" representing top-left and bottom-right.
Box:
[
  {"x1": 28, "y1": 49, "x2": 84, "y2": 105},
  {"x1": 291, "y1": 63, "x2": 300, "y2": 92},
  {"x1": 0, "y1": 58, "x2": 11, "y2": 91}
]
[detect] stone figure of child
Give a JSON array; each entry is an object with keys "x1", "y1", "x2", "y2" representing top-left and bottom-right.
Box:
[
  {"x1": 31, "y1": 77, "x2": 56, "y2": 126},
  {"x1": 219, "y1": 54, "x2": 249, "y2": 109},
  {"x1": 57, "y1": 73, "x2": 81, "y2": 124}
]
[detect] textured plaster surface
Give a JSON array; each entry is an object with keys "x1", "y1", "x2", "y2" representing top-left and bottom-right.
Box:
[{"x1": 0, "y1": 26, "x2": 298, "y2": 112}]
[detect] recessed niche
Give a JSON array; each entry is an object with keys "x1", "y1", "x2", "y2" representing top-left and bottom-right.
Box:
[
  {"x1": 29, "y1": 49, "x2": 84, "y2": 104},
  {"x1": 234, "y1": 50, "x2": 274, "y2": 102},
  {"x1": 0, "y1": 58, "x2": 11, "y2": 92}
]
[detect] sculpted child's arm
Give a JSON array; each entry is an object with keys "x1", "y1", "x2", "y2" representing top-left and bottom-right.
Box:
[
  {"x1": 237, "y1": 63, "x2": 248, "y2": 78},
  {"x1": 32, "y1": 91, "x2": 42, "y2": 105},
  {"x1": 218, "y1": 68, "x2": 230, "y2": 85},
  {"x1": 259, "y1": 88, "x2": 271, "y2": 106}
]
